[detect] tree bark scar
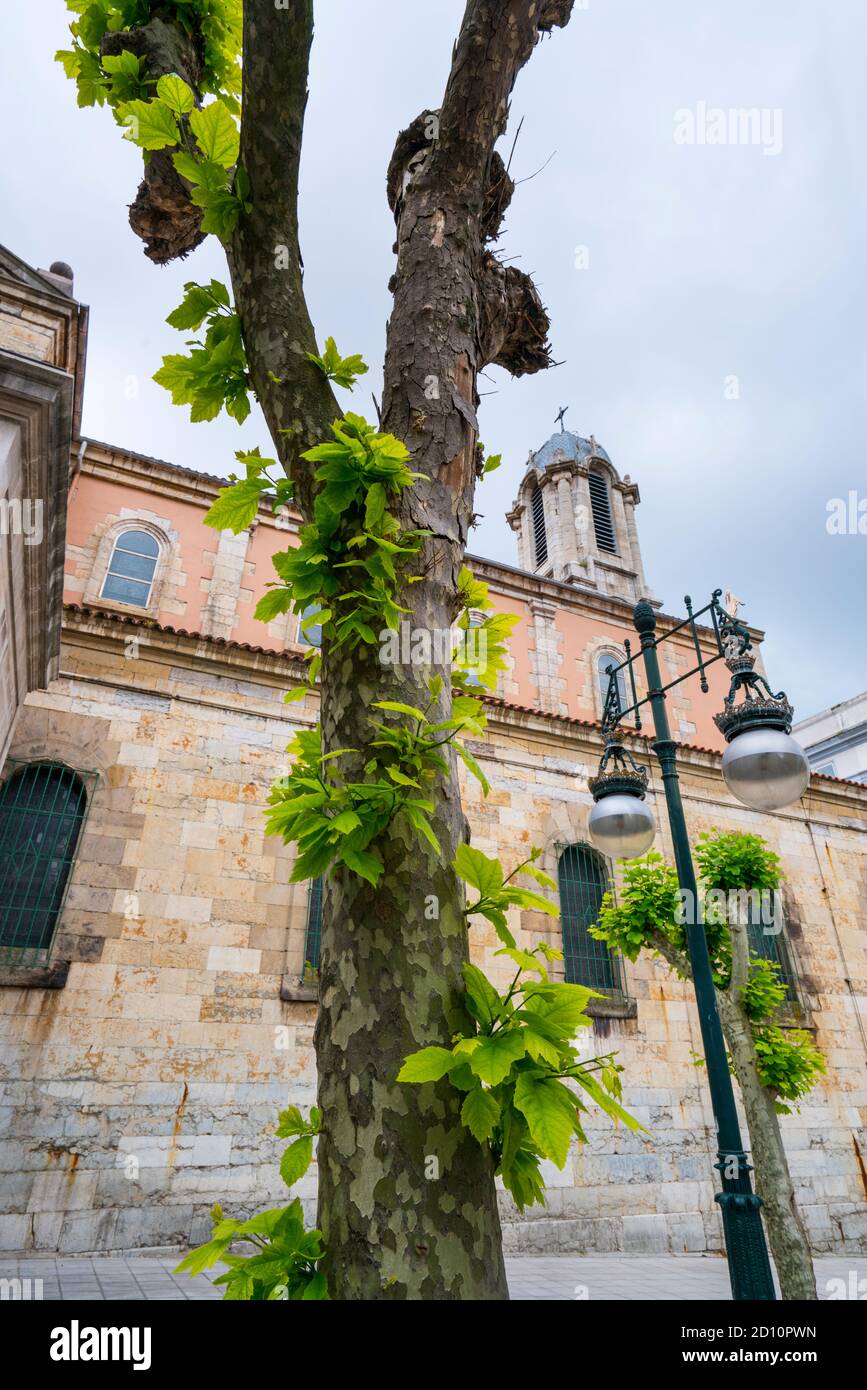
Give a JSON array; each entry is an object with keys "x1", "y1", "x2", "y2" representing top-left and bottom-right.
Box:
[
  {"x1": 431, "y1": 210, "x2": 446, "y2": 248},
  {"x1": 442, "y1": 353, "x2": 476, "y2": 494}
]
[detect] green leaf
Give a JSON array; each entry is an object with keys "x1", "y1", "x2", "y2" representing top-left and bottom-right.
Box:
[
  {"x1": 175, "y1": 1237, "x2": 232, "y2": 1277},
  {"x1": 513, "y1": 1073, "x2": 576, "y2": 1167},
  {"x1": 454, "y1": 843, "x2": 503, "y2": 898},
  {"x1": 461, "y1": 1086, "x2": 501, "y2": 1143},
  {"x1": 469, "y1": 1030, "x2": 526, "y2": 1086},
  {"x1": 571, "y1": 1069, "x2": 646, "y2": 1133},
  {"x1": 372, "y1": 700, "x2": 427, "y2": 721},
  {"x1": 190, "y1": 100, "x2": 240, "y2": 167},
  {"x1": 156, "y1": 73, "x2": 195, "y2": 115},
  {"x1": 521, "y1": 985, "x2": 596, "y2": 1038},
  {"x1": 190, "y1": 183, "x2": 246, "y2": 240},
  {"x1": 365, "y1": 482, "x2": 386, "y2": 531},
  {"x1": 255, "y1": 588, "x2": 294, "y2": 623},
  {"x1": 166, "y1": 280, "x2": 229, "y2": 331},
  {"x1": 118, "y1": 97, "x2": 180, "y2": 151},
  {"x1": 341, "y1": 847, "x2": 383, "y2": 886},
  {"x1": 102, "y1": 49, "x2": 146, "y2": 103},
  {"x1": 397, "y1": 1046, "x2": 460, "y2": 1083},
  {"x1": 306, "y1": 337, "x2": 369, "y2": 389},
  {"x1": 275, "y1": 1105, "x2": 307, "y2": 1138},
  {"x1": 172, "y1": 149, "x2": 204, "y2": 183},
  {"x1": 462, "y1": 961, "x2": 502, "y2": 1029},
  {"x1": 55, "y1": 49, "x2": 81, "y2": 80},
  {"x1": 279, "y1": 1135, "x2": 313, "y2": 1188},
  {"x1": 455, "y1": 742, "x2": 490, "y2": 795},
  {"x1": 301, "y1": 1271, "x2": 329, "y2": 1300},
  {"x1": 402, "y1": 801, "x2": 441, "y2": 856},
  {"x1": 204, "y1": 479, "x2": 263, "y2": 532},
  {"x1": 519, "y1": 861, "x2": 557, "y2": 891},
  {"x1": 497, "y1": 946, "x2": 546, "y2": 977}
]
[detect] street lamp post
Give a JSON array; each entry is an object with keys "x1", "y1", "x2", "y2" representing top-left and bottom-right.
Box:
[{"x1": 588, "y1": 591, "x2": 811, "y2": 1302}]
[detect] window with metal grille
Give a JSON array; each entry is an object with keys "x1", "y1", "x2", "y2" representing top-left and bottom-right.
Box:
[
  {"x1": 558, "y1": 844, "x2": 623, "y2": 992},
  {"x1": 0, "y1": 763, "x2": 89, "y2": 965},
  {"x1": 597, "y1": 652, "x2": 627, "y2": 716},
  {"x1": 747, "y1": 901, "x2": 799, "y2": 1009},
  {"x1": 101, "y1": 529, "x2": 160, "y2": 607},
  {"x1": 588, "y1": 471, "x2": 617, "y2": 553},
  {"x1": 530, "y1": 486, "x2": 548, "y2": 567},
  {"x1": 302, "y1": 875, "x2": 323, "y2": 977}
]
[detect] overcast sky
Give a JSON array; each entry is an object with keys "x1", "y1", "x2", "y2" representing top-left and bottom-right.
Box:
[{"x1": 2, "y1": 1, "x2": 864, "y2": 718}]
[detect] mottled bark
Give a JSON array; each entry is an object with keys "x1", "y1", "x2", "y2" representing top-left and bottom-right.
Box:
[
  {"x1": 720, "y1": 919, "x2": 817, "y2": 1300},
  {"x1": 316, "y1": 619, "x2": 508, "y2": 1300},
  {"x1": 649, "y1": 929, "x2": 817, "y2": 1300}
]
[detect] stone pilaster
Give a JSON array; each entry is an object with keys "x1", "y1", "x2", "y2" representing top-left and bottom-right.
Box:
[{"x1": 200, "y1": 526, "x2": 252, "y2": 641}]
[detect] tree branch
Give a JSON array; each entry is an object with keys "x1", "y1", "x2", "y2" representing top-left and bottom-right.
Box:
[
  {"x1": 227, "y1": 1, "x2": 338, "y2": 505},
  {"x1": 382, "y1": 0, "x2": 576, "y2": 552}
]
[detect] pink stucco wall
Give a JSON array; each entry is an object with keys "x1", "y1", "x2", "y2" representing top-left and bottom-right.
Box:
[{"x1": 64, "y1": 462, "x2": 729, "y2": 752}]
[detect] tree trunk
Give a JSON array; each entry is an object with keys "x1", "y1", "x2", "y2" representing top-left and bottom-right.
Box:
[
  {"x1": 719, "y1": 920, "x2": 817, "y2": 1300},
  {"x1": 113, "y1": 0, "x2": 576, "y2": 1300},
  {"x1": 316, "y1": 611, "x2": 508, "y2": 1299},
  {"x1": 314, "y1": 0, "x2": 575, "y2": 1302}
]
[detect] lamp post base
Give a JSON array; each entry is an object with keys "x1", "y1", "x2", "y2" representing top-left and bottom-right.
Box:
[{"x1": 715, "y1": 1153, "x2": 777, "y2": 1300}]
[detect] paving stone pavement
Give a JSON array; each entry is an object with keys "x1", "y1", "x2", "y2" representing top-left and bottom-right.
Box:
[{"x1": 1, "y1": 1253, "x2": 866, "y2": 1301}]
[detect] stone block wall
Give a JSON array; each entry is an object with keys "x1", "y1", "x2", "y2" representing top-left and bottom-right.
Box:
[{"x1": 0, "y1": 626, "x2": 865, "y2": 1256}]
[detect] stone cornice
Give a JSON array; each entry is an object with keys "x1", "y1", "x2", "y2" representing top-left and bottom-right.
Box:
[
  {"x1": 62, "y1": 603, "x2": 309, "y2": 689},
  {"x1": 59, "y1": 605, "x2": 867, "y2": 821}
]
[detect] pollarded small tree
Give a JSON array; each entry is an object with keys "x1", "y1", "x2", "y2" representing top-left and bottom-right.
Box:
[
  {"x1": 56, "y1": 0, "x2": 611, "y2": 1300},
  {"x1": 591, "y1": 830, "x2": 825, "y2": 1301}
]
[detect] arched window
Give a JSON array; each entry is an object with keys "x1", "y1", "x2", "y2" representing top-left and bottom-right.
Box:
[
  {"x1": 530, "y1": 485, "x2": 548, "y2": 567},
  {"x1": 0, "y1": 763, "x2": 88, "y2": 960},
  {"x1": 101, "y1": 528, "x2": 160, "y2": 607},
  {"x1": 298, "y1": 604, "x2": 323, "y2": 648},
  {"x1": 558, "y1": 843, "x2": 622, "y2": 991},
  {"x1": 302, "y1": 875, "x2": 323, "y2": 977},
  {"x1": 458, "y1": 610, "x2": 486, "y2": 687},
  {"x1": 588, "y1": 471, "x2": 617, "y2": 554},
  {"x1": 597, "y1": 652, "x2": 627, "y2": 717}
]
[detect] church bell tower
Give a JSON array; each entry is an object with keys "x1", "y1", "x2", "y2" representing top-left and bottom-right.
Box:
[{"x1": 506, "y1": 415, "x2": 652, "y2": 605}]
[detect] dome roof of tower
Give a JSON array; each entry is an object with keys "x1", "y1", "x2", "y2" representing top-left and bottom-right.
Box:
[{"x1": 526, "y1": 429, "x2": 612, "y2": 474}]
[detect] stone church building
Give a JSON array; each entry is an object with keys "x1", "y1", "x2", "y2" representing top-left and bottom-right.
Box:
[{"x1": 1, "y1": 246, "x2": 866, "y2": 1259}]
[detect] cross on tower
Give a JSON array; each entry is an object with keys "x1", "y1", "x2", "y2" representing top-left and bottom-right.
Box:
[{"x1": 555, "y1": 405, "x2": 569, "y2": 431}]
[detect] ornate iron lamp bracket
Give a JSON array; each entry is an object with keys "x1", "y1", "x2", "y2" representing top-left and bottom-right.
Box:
[
  {"x1": 589, "y1": 732, "x2": 649, "y2": 802},
  {"x1": 712, "y1": 600, "x2": 794, "y2": 742}
]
